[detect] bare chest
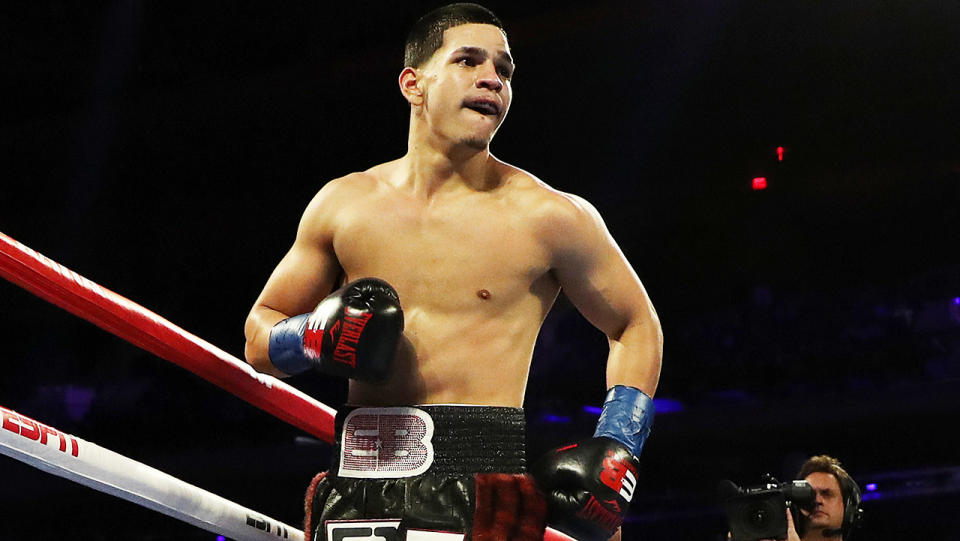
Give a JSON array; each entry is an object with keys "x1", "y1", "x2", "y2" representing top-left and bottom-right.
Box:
[{"x1": 332, "y1": 195, "x2": 552, "y2": 307}]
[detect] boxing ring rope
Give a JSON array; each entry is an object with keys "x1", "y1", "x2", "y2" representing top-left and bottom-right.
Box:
[
  {"x1": 0, "y1": 231, "x2": 574, "y2": 541},
  {"x1": 1, "y1": 404, "x2": 301, "y2": 540},
  {"x1": 0, "y1": 232, "x2": 336, "y2": 442}
]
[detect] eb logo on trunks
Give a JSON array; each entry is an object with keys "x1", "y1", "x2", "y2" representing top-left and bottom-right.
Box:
[{"x1": 339, "y1": 407, "x2": 435, "y2": 478}]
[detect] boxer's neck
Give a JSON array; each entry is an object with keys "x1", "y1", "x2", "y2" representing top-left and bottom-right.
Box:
[{"x1": 400, "y1": 142, "x2": 498, "y2": 197}]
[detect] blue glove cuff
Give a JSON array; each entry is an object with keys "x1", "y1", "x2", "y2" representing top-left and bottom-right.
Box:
[
  {"x1": 267, "y1": 313, "x2": 313, "y2": 375},
  {"x1": 593, "y1": 385, "x2": 655, "y2": 457}
]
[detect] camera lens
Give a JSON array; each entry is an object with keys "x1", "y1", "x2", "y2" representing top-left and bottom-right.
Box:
[
  {"x1": 784, "y1": 480, "x2": 815, "y2": 508},
  {"x1": 748, "y1": 504, "x2": 770, "y2": 527}
]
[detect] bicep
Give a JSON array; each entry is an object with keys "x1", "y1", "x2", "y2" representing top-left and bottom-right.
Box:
[
  {"x1": 551, "y1": 201, "x2": 652, "y2": 339},
  {"x1": 254, "y1": 235, "x2": 342, "y2": 317},
  {"x1": 253, "y1": 195, "x2": 343, "y2": 317}
]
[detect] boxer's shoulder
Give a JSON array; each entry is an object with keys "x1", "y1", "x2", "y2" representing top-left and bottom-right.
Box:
[
  {"x1": 314, "y1": 169, "x2": 386, "y2": 203},
  {"x1": 495, "y1": 162, "x2": 586, "y2": 215},
  {"x1": 497, "y1": 164, "x2": 604, "y2": 249},
  {"x1": 300, "y1": 167, "x2": 395, "y2": 228}
]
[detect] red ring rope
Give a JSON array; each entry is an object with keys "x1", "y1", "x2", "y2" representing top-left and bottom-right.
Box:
[{"x1": 0, "y1": 231, "x2": 336, "y2": 442}]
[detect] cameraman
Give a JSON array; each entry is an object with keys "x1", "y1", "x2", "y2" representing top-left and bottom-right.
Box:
[{"x1": 765, "y1": 454, "x2": 862, "y2": 541}]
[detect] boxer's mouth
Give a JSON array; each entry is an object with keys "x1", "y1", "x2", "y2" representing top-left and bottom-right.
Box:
[{"x1": 463, "y1": 98, "x2": 501, "y2": 116}]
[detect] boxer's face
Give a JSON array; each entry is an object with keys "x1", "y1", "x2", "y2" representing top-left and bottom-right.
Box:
[
  {"x1": 802, "y1": 472, "x2": 845, "y2": 531},
  {"x1": 416, "y1": 23, "x2": 514, "y2": 149}
]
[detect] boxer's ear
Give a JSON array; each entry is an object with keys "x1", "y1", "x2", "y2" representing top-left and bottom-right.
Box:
[{"x1": 399, "y1": 67, "x2": 424, "y2": 106}]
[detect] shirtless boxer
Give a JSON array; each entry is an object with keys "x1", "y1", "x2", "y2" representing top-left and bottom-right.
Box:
[{"x1": 244, "y1": 4, "x2": 662, "y2": 540}]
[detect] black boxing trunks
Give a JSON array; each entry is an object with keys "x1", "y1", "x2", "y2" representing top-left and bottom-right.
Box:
[{"x1": 304, "y1": 405, "x2": 547, "y2": 541}]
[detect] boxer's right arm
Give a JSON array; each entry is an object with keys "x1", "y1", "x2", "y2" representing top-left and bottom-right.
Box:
[{"x1": 244, "y1": 187, "x2": 343, "y2": 378}]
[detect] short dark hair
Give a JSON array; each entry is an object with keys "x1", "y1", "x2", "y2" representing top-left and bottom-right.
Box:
[
  {"x1": 404, "y1": 3, "x2": 505, "y2": 68},
  {"x1": 797, "y1": 455, "x2": 857, "y2": 509}
]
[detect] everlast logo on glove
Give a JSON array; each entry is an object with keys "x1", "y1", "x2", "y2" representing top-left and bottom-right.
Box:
[
  {"x1": 271, "y1": 278, "x2": 403, "y2": 381},
  {"x1": 330, "y1": 309, "x2": 374, "y2": 368},
  {"x1": 577, "y1": 496, "x2": 623, "y2": 534}
]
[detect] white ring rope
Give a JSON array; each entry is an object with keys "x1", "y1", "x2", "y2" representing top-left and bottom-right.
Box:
[{"x1": 1, "y1": 404, "x2": 303, "y2": 540}]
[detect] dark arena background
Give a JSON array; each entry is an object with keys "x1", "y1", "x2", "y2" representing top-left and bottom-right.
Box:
[{"x1": 2, "y1": 2, "x2": 959, "y2": 539}]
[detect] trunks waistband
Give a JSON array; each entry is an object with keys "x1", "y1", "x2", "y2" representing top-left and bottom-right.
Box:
[{"x1": 332, "y1": 405, "x2": 527, "y2": 477}]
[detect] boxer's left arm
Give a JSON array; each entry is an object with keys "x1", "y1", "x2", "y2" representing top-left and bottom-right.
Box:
[
  {"x1": 534, "y1": 193, "x2": 662, "y2": 540},
  {"x1": 548, "y1": 193, "x2": 662, "y2": 408}
]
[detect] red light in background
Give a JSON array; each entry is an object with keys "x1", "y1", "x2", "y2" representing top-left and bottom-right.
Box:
[
  {"x1": 752, "y1": 177, "x2": 767, "y2": 190},
  {"x1": 776, "y1": 146, "x2": 784, "y2": 162}
]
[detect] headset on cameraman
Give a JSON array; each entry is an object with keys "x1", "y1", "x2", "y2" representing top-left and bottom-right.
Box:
[
  {"x1": 795, "y1": 454, "x2": 863, "y2": 539},
  {"x1": 823, "y1": 474, "x2": 862, "y2": 539}
]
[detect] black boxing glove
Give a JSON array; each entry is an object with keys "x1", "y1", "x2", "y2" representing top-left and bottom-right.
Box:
[
  {"x1": 532, "y1": 437, "x2": 639, "y2": 540},
  {"x1": 532, "y1": 386, "x2": 654, "y2": 540},
  {"x1": 267, "y1": 277, "x2": 403, "y2": 382}
]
